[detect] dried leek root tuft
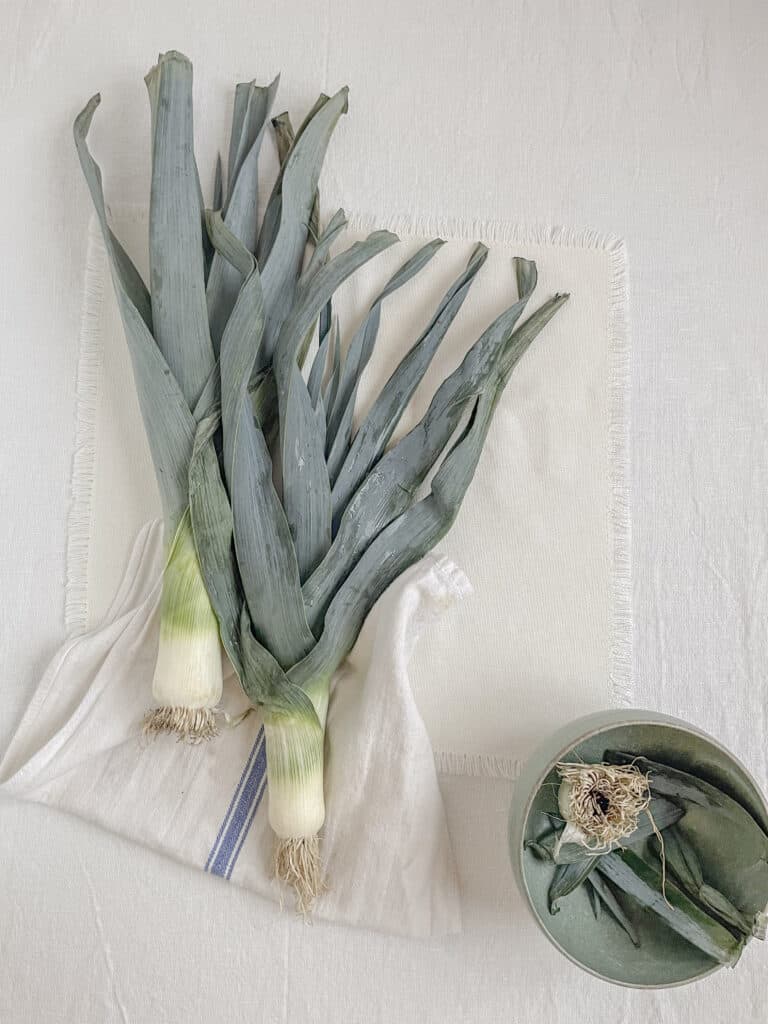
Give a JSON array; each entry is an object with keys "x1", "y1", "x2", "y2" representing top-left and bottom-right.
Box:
[
  {"x1": 556, "y1": 762, "x2": 651, "y2": 850},
  {"x1": 74, "y1": 51, "x2": 568, "y2": 909},
  {"x1": 142, "y1": 705, "x2": 219, "y2": 743},
  {"x1": 274, "y1": 837, "x2": 326, "y2": 915}
]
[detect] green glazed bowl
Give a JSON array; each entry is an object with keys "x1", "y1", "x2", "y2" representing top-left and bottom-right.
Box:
[{"x1": 508, "y1": 709, "x2": 768, "y2": 988}]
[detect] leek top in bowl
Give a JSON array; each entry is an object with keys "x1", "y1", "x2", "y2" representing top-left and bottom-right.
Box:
[{"x1": 508, "y1": 709, "x2": 768, "y2": 988}]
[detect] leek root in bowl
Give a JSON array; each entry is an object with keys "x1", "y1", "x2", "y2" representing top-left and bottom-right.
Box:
[{"x1": 508, "y1": 709, "x2": 768, "y2": 988}]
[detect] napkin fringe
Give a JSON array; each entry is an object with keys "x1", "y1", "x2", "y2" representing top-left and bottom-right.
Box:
[
  {"x1": 347, "y1": 210, "x2": 623, "y2": 259},
  {"x1": 605, "y1": 237, "x2": 632, "y2": 708},
  {"x1": 434, "y1": 750, "x2": 521, "y2": 780},
  {"x1": 65, "y1": 221, "x2": 107, "y2": 638}
]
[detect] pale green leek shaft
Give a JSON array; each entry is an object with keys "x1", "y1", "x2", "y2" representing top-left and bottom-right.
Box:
[
  {"x1": 152, "y1": 512, "x2": 223, "y2": 710},
  {"x1": 263, "y1": 704, "x2": 326, "y2": 839}
]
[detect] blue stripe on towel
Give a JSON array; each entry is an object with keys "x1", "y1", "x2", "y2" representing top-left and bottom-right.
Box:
[
  {"x1": 206, "y1": 726, "x2": 268, "y2": 878},
  {"x1": 225, "y1": 772, "x2": 268, "y2": 880},
  {"x1": 204, "y1": 727, "x2": 263, "y2": 871}
]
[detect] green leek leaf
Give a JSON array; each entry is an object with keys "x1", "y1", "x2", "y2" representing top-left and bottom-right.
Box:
[
  {"x1": 307, "y1": 305, "x2": 333, "y2": 409},
  {"x1": 596, "y1": 849, "x2": 744, "y2": 966},
  {"x1": 257, "y1": 89, "x2": 349, "y2": 369},
  {"x1": 586, "y1": 875, "x2": 641, "y2": 946},
  {"x1": 548, "y1": 858, "x2": 597, "y2": 914},
  {"x1": 145, "y1": 51, "x2": 214, "y2": 408},
  {"x1": 325, "y1": 239, "x2": 445, "y2": 455},
  {"x1": 73, "y1": 94, "x2": 195, "y2": 535},
  {"x1": 304, "y1": 261, "x2": 541, "y2": 630},
  {"x1": 323, "y1": 317, "x2": 341, "y2": 416},
  {"x1": 274, "y1": 231, "x2": 398, "y2": 579},
  {"x1": 207, "y1": 78, "x2": 279, "y2": 351},
  {"x1": 293, "y1": 285, "x2": 569, "y2": 685},
  {"x1": 213, "y1": 224, "x2": 316, "y2": 667},
  {"x1": 330, "y1": 242, "x2": 488, "y2": 523},
  {"x1": 212, "y1": 153, "x2": 223, "y2": 212},
  {"x1": 302, "y1": 209, "x2": 348, "y2": 283}
]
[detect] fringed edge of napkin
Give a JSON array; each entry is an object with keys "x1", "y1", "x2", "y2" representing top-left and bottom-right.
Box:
[
  {"x1": 66, "y1": 218, "x2": 108, "y2": 637},
  {"x1": 434, "y1": 750, "x2": 522, "y2": 780}
]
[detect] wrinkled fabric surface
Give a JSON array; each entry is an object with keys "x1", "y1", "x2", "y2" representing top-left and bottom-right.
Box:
[
  {"x1": 0, "y1": 520, "x2": 464, "y2": 937},
  {"x1": 2, "y1": 1, "x2": 767, "y2": 1021}
]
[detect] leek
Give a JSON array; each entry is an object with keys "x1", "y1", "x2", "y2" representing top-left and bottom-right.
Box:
[
  {"x1": 74, "y1": 53, "x2": 281, "y2": 739},
  {"x1": 75, "y1": 52, "x2": 568, "y2": 906},
  {"x1": 146, "y1": 512, "x2": 222, "y2": 741}
]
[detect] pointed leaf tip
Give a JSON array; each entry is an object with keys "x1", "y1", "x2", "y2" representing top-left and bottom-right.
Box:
[
  {"x1": 158, "y1": 50, "x2": 192, "y2": 66},
  {"x1": 74, "y1": 93, "x2": 101, "y2": 137}
]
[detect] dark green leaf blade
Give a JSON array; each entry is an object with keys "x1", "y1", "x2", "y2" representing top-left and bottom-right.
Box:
[
  {"x1": 212, "y1": 153, "x2": 223, "y2": 212},
  {"x1": 330, "y1": 242, "x2": 488, "y2": 523},
  {"x1": 73, "y1": 94, "x2": 195, "y2": 534},
  {"x1": 605, "y1": 751, "x2": 768, "y2": 833},
  {"x1": 303, "y1": 264, "x2": 545, "y2": 630},
  {"x1": 323, "y1": 317, "x2": 341, "y2": 416},
  {"x1": 326, "y1": 239, "x2": 445, "y2": 450},
  {"x1": 256, "y1": 89, "x2": 349, "y2": 370},
  {"x1": 226, "y1": 77, "x2": 279, "y2": 213},
  {"x1": 293, "y1": 290, "x2": 569, "y2": 686},
  {"x1": 596, "y1": 849, "x2": 744, "y2": 966},
  {"x1": 307, "y1": 305, "x2": 333, "y2": 408},
  {"x1": 586, "y1": 875, "x2": 641, "y2": 946},
  {"x1": 274, "y1": 231, "x2": 398, "y2": 579},
  {"x1": 301, "y1": 209, "x2": 348, "y2": 283},
  {"x1": 208, "y1": 78, "x2": 279, "y2": 351},
  {"x1": 271, "y1": 111, "x2": 295, "y2": 165},
  {"x1": 587, "y1": 878, "x2": 603, "y2": 920},
  {"x1": 213, "y1": 230, "x2": 316, "y2": 667},
  {"x1": 548, "y1": 858, "x2": 598, "y2": 914},
  {"x1": 325, "y1": 394, "x2": 355, "y2": 485},
  {"x1": 260, "y1": 96, "x2": 329, "y2": 263},
  {"x1": 145, "y1": 51, "x2": 215, "y2": 408},
  {"x1": 650, "y1": 827, "x2": 757, "y2": 937}
]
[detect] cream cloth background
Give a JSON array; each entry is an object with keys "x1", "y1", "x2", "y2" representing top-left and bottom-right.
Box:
[
  {"x1": 3, "y1": 2, "x2": 767, "y2": 1021},
  {"x1": 68, "y1": 208, "x2": 629, "y2": 769}
]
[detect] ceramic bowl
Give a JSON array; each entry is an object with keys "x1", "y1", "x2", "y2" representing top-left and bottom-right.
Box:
[{"x1": 508, "y1": 708, "x2": 768, "y2": 987}]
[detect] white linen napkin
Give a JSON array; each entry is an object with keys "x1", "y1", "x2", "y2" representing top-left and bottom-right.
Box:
[
  {"x1": 0, "y1": 208, "x2": 630, "y2": 936},
  {"x1": 0, "y1": 519, "x2": 465, "y2": 937}
]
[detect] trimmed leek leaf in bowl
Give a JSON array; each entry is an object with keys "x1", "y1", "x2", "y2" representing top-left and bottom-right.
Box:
[
  {"x1": 74, "y1": 50, "x2": 569, "y2": 911},
  {"x1": 509, "y1": 709, "x2": 768, "y2": 988}
]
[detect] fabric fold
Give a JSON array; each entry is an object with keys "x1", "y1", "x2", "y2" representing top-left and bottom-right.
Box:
[{"x1": 0, "y1": 520, "x2": 466, "y2": 938}]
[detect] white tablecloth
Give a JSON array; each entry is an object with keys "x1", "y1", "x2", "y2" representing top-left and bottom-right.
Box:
[{"x1": 2, "y1": 1, "x2": 767, "y2": 1020}]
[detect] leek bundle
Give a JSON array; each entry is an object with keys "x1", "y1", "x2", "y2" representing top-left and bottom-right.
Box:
[{"x1": 75, "y1": 51, "x2": 568, "y2": 908}]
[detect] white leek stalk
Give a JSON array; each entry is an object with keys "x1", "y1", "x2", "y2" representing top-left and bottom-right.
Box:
[
  {"x1": 144, "y1": 512, "x2": 223, "y2": 741},
  {"x1": 263, "y1": 683, "x2": 329, "y2": 910}
]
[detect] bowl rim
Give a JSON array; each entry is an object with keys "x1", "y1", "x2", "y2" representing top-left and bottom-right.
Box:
[{"x1": 511, "y1": 709, "x2": 768, "y2": 989}]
